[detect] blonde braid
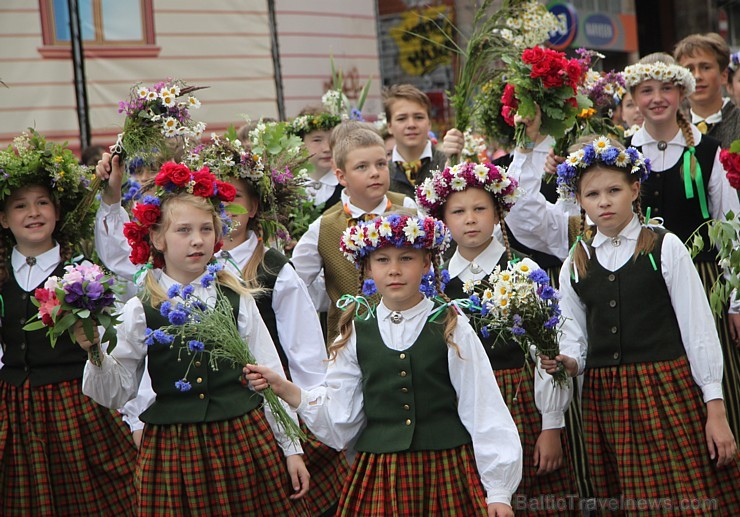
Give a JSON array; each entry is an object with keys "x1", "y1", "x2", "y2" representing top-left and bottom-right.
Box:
[
  {"x1": 572, "y1": 209, "x2": 590, "y2": 280},
  {"x1": 0, "y1": 237, "x2": 10, "y2": 290},
  {"x1": 676, "y1": 110, "x2": 698, "y2": 179},
  {"x1": 497, "y1": 205, "x2": 513, "y2": 263},
  {"x1": 632, "y1": 196, "x2": 657, "y2": 261},
  {"x1": 328, "y1": 260, "x2": 365, "y2": 360},
  {"x1": 432, "y1": 253, "x2": 461, "y2": 358}
]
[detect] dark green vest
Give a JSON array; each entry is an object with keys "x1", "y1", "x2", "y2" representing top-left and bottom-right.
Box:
[
  {"x1": 0, "y1": 261, "x2": 87, "y2": 387},
  {"x1": 354, "y1": 317, "x2": 471, "y2": 453},
  {"x1": 140, "y1": 287, "x2": 261, "y2": 424},
  {"x1": 572, "y1": 230, "x2": 685, "y2": 368},
  {"x1": 253, "y1": 248, "x2": 290, "y2": 374}
]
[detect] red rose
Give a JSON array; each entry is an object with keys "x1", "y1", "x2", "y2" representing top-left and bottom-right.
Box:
[
  {"x1": 501, "y1": 83, "x2": 517, "y2": 108},
  {"x1": 565, "y1": 97, "x2": 579, "y2": 108},
  {"x1": 542, "y1": 72, "x2": 564, "y2": 88},
  {"x1": 123, "y1": 221, "x2": 148, "y2": 245},
  {"x1": 41, "y1": 312, "x2": 54, "y2": 327},
  {"x1": 565, "y1": 60, "x2": 584, "y2": 90},
  {"x1": 501, "y1": 106, "x2": 516, "y2": 127},
  {"x1": 34, "y1": 287, "x2": 53, "y2": 303},
  {"x1": 727, "y1": 169, "x2": 740, "y2": 190},
  {"x1": 192, "y1": 169, "x2": 215, "y2": 198},
  {"x1": 155, "y1": 162, "x2": 192, "y2": 187},
  {"x1": 216, "y1": 180, "x2": 236, "y2": 202},
  {"x1": 522, "y1": 46, "x2": 546, "y2": 65},
  {"x1": 129, "y1": 241, "x2": 151, "y2": 265},
  {"x1": 132, "y1": 203, "x2": 161, "y2": 227},
  {"x1": 530, "y1": 61, "x2": 551, "y2": 79}
]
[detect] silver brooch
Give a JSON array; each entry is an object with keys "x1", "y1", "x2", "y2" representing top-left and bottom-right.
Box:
[
  {"x1": 470, "y1": 262, "x2": 482, "y2": 274},
  {"x1": 611, "y1": 236, "x2": 621, "y2": 247},
  {"x1": 390, "y1": 311, "x2": 403, "y2": 324},
  {"x1": 657, "y1": 141, "x2": 668, "y2": 151}
]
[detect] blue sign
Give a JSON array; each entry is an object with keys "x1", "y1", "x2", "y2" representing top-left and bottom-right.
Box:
[
  {"x1": 547, "y1": 2, "x2": 577, "y2": 51},
  {"x1": 583, "y1": 13, "x2": 617, "y2": 47}
]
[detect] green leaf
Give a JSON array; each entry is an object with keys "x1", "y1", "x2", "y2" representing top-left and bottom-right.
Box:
[
  {"x1": 55, "y1": 312, "x2": 78, "y2": 335},
  {"x1": 77, "y1": 309, "x2": 91, "y2": 319},
  {"x1": 729, "y1": 140, "x2": 740, "y2": 153},
  {"x1": 23, "y1": 320, "x2": 47, "y2": 332},
  {"x1": 225, "y1": 203, "x2": 248, "y2": 215}
]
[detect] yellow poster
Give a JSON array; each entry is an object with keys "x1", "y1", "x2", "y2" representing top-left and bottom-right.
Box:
[{"x1": 389, "y1": 6, "x2": 454, "y2": 77}]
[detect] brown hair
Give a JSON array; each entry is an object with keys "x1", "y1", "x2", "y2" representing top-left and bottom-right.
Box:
[
  {"x1": 331, "y1": 122, "x2": 384, "y2": 171},
  {"x1": 382, "y1": 84, "x2": 432, "y2": 121},
  {"x1": 674, "y1": 32, "x2": 730, "y2": 72}
]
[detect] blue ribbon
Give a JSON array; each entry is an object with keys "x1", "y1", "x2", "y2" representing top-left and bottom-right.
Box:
[{"x1": 335, "y1": 294, "x2": 375, "y2": 320}]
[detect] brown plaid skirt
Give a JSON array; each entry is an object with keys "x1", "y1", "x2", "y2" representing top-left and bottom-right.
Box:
[
  {"x1": 0, "y1": 378, "x2": 137, "y2": 516},
  {"x1": 337, "y1": 444, "x2": 488, "y2": 516},
  {"x1": 136, "y1": 408, "x2": 310, "y2": 516},
  {"x1": 300, "y1": 420, "x2": 349, "y2": 515},
  {"x1": 495, "y1": 366, "x2": 579, "y2": 515},
  {"x1": 583, "y1": 355, "x2": 739, "y2": 516}
]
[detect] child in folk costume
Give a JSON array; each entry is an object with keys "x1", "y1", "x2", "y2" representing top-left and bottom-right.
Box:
[
  {"x1": 622, "y1": 54, "x2": 740, "y2": 441},
  {"x1": 416, "y1": 163, "x2": 578, "y2": 514},
  {"x1": 0, "y1": 131, "x2": 136, "y2": 515},
  {"x1": 80, "y1": 163, "x2": 311, "y2": 516},
  {"x1": 541, "y1": 137, "x2": 739, "y2": 513},
  {"x1": 247, "y1": 213, "x2": 523, "y2": 517}
]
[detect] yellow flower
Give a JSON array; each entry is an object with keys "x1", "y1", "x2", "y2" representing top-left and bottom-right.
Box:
[
  {"x1": 578, "y1": 108, "x2": 596, "y2": 119},
  {"x1": 54, "y1": 155, "x2": 63, "y2": 164}
]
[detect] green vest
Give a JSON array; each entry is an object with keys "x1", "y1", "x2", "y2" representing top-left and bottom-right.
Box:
[
  {"x1": 317, "y1": 192, "x2": 406, "y2": 345},
  {"x1": 354, "y1": 317, "x2": 471, "y2": 453},
  {"x1": 140, "y1": 287, "x2": 262, "y2": 424},
  {"x1": 572, "y1": 229, "x2": 685, "y2": 368}
]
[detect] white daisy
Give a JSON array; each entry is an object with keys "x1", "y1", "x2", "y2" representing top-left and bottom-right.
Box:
[
  {"x1": 188, "y1": 96, "x2": 201, "y2": 109},
  {"x1": 366, "y1": 226, "x2": 380, "y2": 246},
  {"x1": 592, "y1": 136, "x2": 610, "y2": 155},
  {"x1": 473, "y1": 164, "x2": 489, "y2": 182},
  {"x1": 615, "y1": 151, "x2": 629, "y2": 167},
  {"x1": 161, "y1": 93, "x2": 176, "y2": 108},
  {"x1": 378, "y1": 218, "x2": 393, "y2": 237},
  {"x1": 403, "y1": 218, "x2": 423, "y2": 241},
  {"x1": 167, "y1": 85, "x2": 181, "y2": 97},
  {"x1": 146, "y1": 91, "x2": 159, "y2": 101},
  {"x1": 137, "y1": 87, "x2": 150, "y2": 99},
  {"x1": 450, "y1": 175, "x2": 467, "y2": 191},
  {"x1": 342, "y1": 227, "x2": 357, "y2": 250},
  {"x1": 162, "y1": 117, "x2": 177, "y2": 130}
]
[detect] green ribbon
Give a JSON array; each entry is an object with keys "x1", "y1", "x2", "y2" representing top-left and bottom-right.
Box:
[
  {"x1": 335, "y1": 294, "x2": 375, "y2": 321},
  {"x1": 682, "y1": 147, "x2": 710, "y2": 219},
  {"x1": 569, "y1": 236, "x2": 583, "y2": 281},
  {"x1": 133, "y1": 263, "x2": 153, "y2": 284},
  {"x1": 0, "y1": 294, "x2": 4, "y2": 318},
  {"x1": 429, "y1": 297, "x2": 480, "y2": 322}
]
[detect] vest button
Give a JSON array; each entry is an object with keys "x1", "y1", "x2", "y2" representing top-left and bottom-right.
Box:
[
  {"x1": 609, "y1": 300, "x2": 617, "y2": 308},
  {"x1": 401, "y1": 387, "x2": 408, "y2": 393},
  {"x1": 607, "y1": 274, "x2": 616, "y2": 282},
  {"x1": 196, "y1": 377, "x2": 203, "y2": 383},
  {"x1": 400, "y1": 371, "x2": 407, "y2": 377},
  {"x1": 20, "y1": 342, "x2": 26, "y2": 350},
  {"x1": 399, "y1": 353, "x2": 406, "y2": 360},
  {"x1": 19, "y1": 317, "x2": 25, "y2": 325},
  {"x1": 654, "y1": 207, "x2": 660, "y2": 214},
  {"x1": 610, "y1": 326, "x2": 618, "y2": 334},
  {"x1": 613, "y1": 352, "x2": 619, "y2": 359},
  {"x1": 21, "y1": 293, "x2": 27, "y2": 300},
  {"x1": 653, "y1": 191, "x2": 659, "y2": 196},
  {"x1": 405, "y1": 419, "x2": 411, "y2": 426},
  {"x1": 199, "y1": 394, "x2": 205, "y2": 400},
  {"x1": 403, "y1": 404, "x2": 410, "y2": 411},
  {"x1": 195, "y1": 361, "x2": 201, "y2": 367}
]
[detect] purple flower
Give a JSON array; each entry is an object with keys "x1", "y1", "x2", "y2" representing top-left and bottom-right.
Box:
[
  {"x1": 528, "y1": 269, "x2": 550, "y2": 286},
  {"x1": 538, "y1": 285, "x2": 556, "y2": 300},
  {"x1": 85, "y1": 281, "x2": 104, "y2": 300},
  {"x1": 511, "y1": 325, "x2": 526, "y2": 336},
  {"x1": 362, "y1": 279, "x2": 377, "y2": 296},
  {"x1": 153, "y1": 329, "x2": 174, "y2": 344},
  {"x1": 350, "y1": 108, "x2": 363, "y2": 121},
  {"x1": 160, "y1": 301, "x2": 172, "y2": 317},
  {"x1": 175, "y1": 379, "x2": 192, "y2": 392},
  {"x1": 144, "y1": 328, "x2": 155, "y2": 346},
  {"x1": 182, "y1": 285, "x2": 195, "y2": 298},
  {"x1": 469, "y1": 294, "x2": 481, "y2": 308},
  {"x1": 480, "y1": 325, "x2": 490, "y2": 339},
  {"x1": 419, "y1": 271, "x2": 437, "y2": 298},
  {"x1": 187, "y1": 340, "x2": 205, "y2": 352},
  {"x1": 168, "y1": 309, "x2": 188, "y2": 326},
  {"x1": 200, "y1": 274, "x2": 215, "y2": 288},
  {"x1": 544, "y1": 316, "x2": 560, "y2": 329},
  {"x1": 167, "y1": 284, "x2": 181, "y2": 298},
  {"x1": 207, "y1": 263, "x2": 224, "y2": 275}
]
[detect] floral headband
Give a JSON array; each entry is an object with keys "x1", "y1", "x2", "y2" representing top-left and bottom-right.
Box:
[
  {"x1": 288, "y1": 112, "x2": 342, "y2": 138},
  {"x1": 415, "y1": 162, "x2": 520, "y2": 219},
  {"x1": 123, "y1": 163, "x2": 236, "y2": 267},
  {"x1": 556, "y1": 136, "x2": 651, "y2": 200},
  {"x1": 730, "y1": 52, "x2": 740, "y2": 72},
  {"x1": 623, "y1": 61, "x2": 695, "y2": 96},
  {"x1": 340, "y1": 214, "x2": 451, "y2": 267}
]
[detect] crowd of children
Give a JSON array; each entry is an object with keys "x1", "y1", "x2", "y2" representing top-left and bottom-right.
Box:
[{"x1": 1, "y1": 27, "x2": 739, "y2": 517}]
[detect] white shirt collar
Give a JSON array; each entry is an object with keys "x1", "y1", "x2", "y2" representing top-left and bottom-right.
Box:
[
  {"x1": 690, "y1": 98, "x2": 730, "y2": 124},
  {"x1": 447, "y1": 238, "x2": 506, "y2": 279},
  {"x1": 339, "y1": 191, "x2": 391, "y2": 218},
  {"x1": 591, "y1": 214, "x2": 641, "y2": 249},
  {"x1": 377, "y1": 296, "x2": 432, "y2": 322},
  {"x1": 392, "y1": 140, "x2": 433, "y2": 163},
  {"x1": 317, "y1": 169, "x2": 338, "y2": 186},
  {"x1": 11, "y1": 244, "x2": 61, "y2": 275},
  {"x1": 220, "y1": 231, "x2": 259, "y2": 272}
]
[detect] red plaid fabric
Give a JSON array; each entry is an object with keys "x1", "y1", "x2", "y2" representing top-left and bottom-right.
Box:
[
  {"x1": 495, "y1": 366, "x2": 579, "y2": 515},
  {"x1": 583, "y1": 355, "x2": 740, "y2": 515},
  {"x1": 136, "y1": 407, "x2": 310, "y2": 516},
  {"x1": 300, "y1": 421, "x2": 349, "y2": 515},
  {"x1": 337, "y1": 445, "x2": 488, "y2": 516},
  {"x1": 0, "y1": 378, "x2": 136, "y2": 516}
]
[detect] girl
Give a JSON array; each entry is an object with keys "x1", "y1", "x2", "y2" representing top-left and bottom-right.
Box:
[
  {"x1": 246, "y1": 213, "x2": 523, "y2": 517},
  {"x1": 623, "y1": 54, "x2": 740, "y2": 441},
  {"x1": 0, "y1": 131, "x2": 137, "y2": 514},
  {"x1": 542, "y1": 137, "x2": 739, "y2": 512},
  {"x1": 186, "y1": 135, "x2": 349, "y2": 517},
  {"x1": 416, "y1": 163, "x2": 578, "y2": 514},
  {"x1": 80, "y1": 163, "x2": 311, "y2": 515}
]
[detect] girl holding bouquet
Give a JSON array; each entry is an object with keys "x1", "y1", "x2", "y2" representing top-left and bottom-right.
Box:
[
  {"x1": 415, "y1": 163, "x2": 578, "y2": 514},
  {"x1": 541, "y1": 137, "x2": 739, "y2": 512},
  {"x1": 0, "y1": 131, "x2": 137, "y2": 515},
  {"x1": 79, "y1": 163, "x2": 311, "y2": 516},
  {"x1": 245, "y1": 212, "x2": 523, "y2": 517}
]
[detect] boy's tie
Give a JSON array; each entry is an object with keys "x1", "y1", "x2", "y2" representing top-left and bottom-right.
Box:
[{"x1": 397, "y1": 159, "x2": 423, "y2": 186}]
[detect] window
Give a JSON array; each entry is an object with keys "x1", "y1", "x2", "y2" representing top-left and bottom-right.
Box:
[{"x1": 39, "y1": 0, "x2": 159, "y2": 58}]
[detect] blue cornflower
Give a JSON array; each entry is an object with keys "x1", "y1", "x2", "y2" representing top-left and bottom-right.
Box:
[
  {"x1": 175, "y1": 379, "x2": 192, "y2": 392},
  {"x1": 141, "y1": 195, "x2": 160, "y2": 206},
  {"x1": 187, "y1": 340, "x2": 205, "y2": 352},
  {"x1": 159, "y1": 300, "x2": 172, "y2": 317},
  {"x1": 480, "y1": 326, "x2": 490, "y2": 339},
  {"x1": 200, "y1": 274, "x2": 215, "y2": 288},
  {"x1": 362, "y1": 279, "x2": 377, "y2": 297},
  {"x1": 469, "y1": 294, "x2": 481, "y2": 307},
  {"x1": 153, "y1": 329, "x2": 175, "y2": 344},
  {"x1": 350, "y1": 108, "x2": 363, "y2": 121},
  {"x1": 168, "y1": 309, "x2": 188, "y2": 326},
  {"x1": 528, "y1": 269, "x2": 550, "y2": 286},
  {"x1": 182, "y1": 285, "x2": 195, "y2": 298},
  {"x1": 544, "y1": 316, "x2": 560, "y2": 329},
  {"x1": 512, "y1": 314, "x2": 523, "y2": 325},
  {"x1": 144, "y1": 328, "x2": 155, "y2": 346},
  {"x1": 538, "y1": 285, "x2": 556, "y2": 300},
  {"x1": 207, "y1": 262, "x2": 224, "y2": 274},
  {"x1": 418, "y1": 271, "x2": 437, "y2": 298},
  {"x1": 167, "y1": 284, "x2": 181, "y2": 299},
  {"x1": 601, "y1": 146, "x2": 620, "y2": 165}
]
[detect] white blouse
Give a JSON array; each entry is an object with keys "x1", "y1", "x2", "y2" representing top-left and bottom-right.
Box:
[
  {"x1": 447, "y1": 238, "x2": 574, "y2": 430},
  {"x1": 82, "y1": 269, "x2": 303, "y2": 456},
  {"x1": 304, "y1": 169, "x2": 340, "y2": 208},
  {"x1": 296, "y1": 297, "x2": 523, "y2": 506},
  {"x1": 558, "y1": 215, "x2": 725, "y2": 403}
]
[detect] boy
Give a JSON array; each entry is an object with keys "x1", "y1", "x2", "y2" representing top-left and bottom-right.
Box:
[
  {"x1": 674, "y1": 32, "x2": 740, "y2": 148},
  {"x1": 384, "y1": 84, "x2": 450, "y2": 197},
  {"x1": 291, "y1": 123, "x2": 415, "y2": 344}
]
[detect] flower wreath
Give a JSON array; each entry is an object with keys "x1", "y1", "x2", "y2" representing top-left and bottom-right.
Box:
[
  {"x1": 415, "y1": 162, "x2": 520, "y2": 220},
  {"x1": 623, "y1": 61, "x2": 696, "y2": 96},
  {"x1": 123, "y1": 163, "x2": 237, "y2": 267},
  {"x1": 556, "y1": 136, "x2": 651, "y2": 200},
  {"x1": 0, "y1": 129, "x2": 95, "y2": 253},
  {"x1": 288, "y1": 112, "x2": 342, "y2": 138}
]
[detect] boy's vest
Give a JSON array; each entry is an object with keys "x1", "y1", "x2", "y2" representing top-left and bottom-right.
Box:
[
  {"x1": 252, "y1": 248, "x2": 291, "y2": 374},
  {"x1": 353, "y1": 317, "x2": 471, "y2": 453},
  {"x1": 389, "y1": 146, "x2": 448, "y2": 198},
  {"x1": 0, "y1": 261, "x2": 88, "y2": 387},
  {"x1": 628, "y1": 135, "x2": 719, "y2": 262},
  {"x1": 572, "y1": 229, "x2": 685, "y2": 368},
  {"x1": 316, "y1": 192, "x2": 406, "y2": 344},
  {"x1": 141, "y1": 286, "x2": 261, "y2": 424}
]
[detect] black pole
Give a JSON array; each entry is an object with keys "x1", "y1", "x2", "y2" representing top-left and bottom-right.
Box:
[
  {"x1": 68, "y1": 0, "x2": 91, "y2": 149},
  {"x1": 267, "y1": 0, "x2": 286, "y2": 120}
]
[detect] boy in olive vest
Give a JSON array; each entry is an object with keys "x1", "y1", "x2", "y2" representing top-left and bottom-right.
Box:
[{"x1": 291, "y1": 123, "x2": 416, "y2": 344}]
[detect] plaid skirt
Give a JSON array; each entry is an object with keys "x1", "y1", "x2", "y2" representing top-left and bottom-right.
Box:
[
  {"x1": 583, "y1": 355, "x2": 740, "y2": 516},
  {"x1": 136, "y1": 408, "x2": 310, "y2": 516},
  {"x1": 300, "y1": 421, "x2": 349, "y2": 515},
  {"x1": 495, "y1": 366, "x2": 579, "y2": 515},
  {"x1": 0, "y1": 378, "x2": 137, "y2": 516},
  {"x1": 337, "y1": 445, "x2": 488, "y2": 516}
]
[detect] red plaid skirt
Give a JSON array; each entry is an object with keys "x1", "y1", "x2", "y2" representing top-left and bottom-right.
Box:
[
  {"x1": 136, "y1": 408, "x2": 310, "y2": 516},
  {"x1": 0, "y1": 378, "x2": 137, "y2": 516},
  {"x1": 495, "y1": 366, "x2": 579, "y2": 515},
  {"x1": 337, "y1": 444, "x2": 488, "y2": 516},
  {"x1": 583, "y1": 355, "x2": 740, "y2": 515},
  {"x1": 300, "y1": 421, "x2": 349, "y2": 515}
]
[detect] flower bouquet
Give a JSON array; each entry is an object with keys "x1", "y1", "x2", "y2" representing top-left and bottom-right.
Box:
[
  {"x1": 719, "y1": 141, "x2": 740, "y2": 190},
  {"x1": 500, "y1": 46, "x2": 591, "y2": 150},
  {"x1": 145, "y1": 263, "x2": 304, "y2": 443},
  {"x1": 23, "y1": 263, "x2": 121, "y2": 363},
  {"x1": 461, "y1": 129, "x2": 489, "y2": 164},
  {"x1": 462, "y1": 262, "x2": 569, "y2": 387}
]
